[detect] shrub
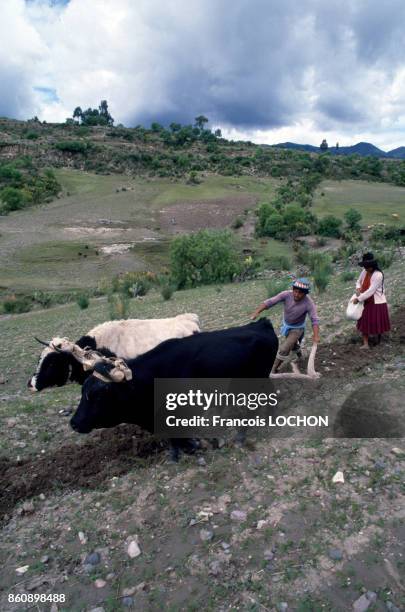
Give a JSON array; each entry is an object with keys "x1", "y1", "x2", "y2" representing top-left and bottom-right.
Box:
[
  {"x1": 33, "y1": 291, "x2": 52, "y2": 308},
  {"x1": 311, "y1": 253, "x2": 333, "y2": 293},
  {"x1": 317, "y1": 215, "x2": 342, "y2": 238},
  {"x1": 170, "y1": 229, "x2": 241, "y2": 288},
  {"x1": 76, "y1": 294, "x2": 89, "y2": 309},
  {"x1": 2, "y1": 295, "x2": 31, "y2": 314},
  {"x1": 232, "y1": 216, "x2": 244, "y2": 229},
  {"x1": 26, "y1": 131, "x2": 40, "y2": 140},
  {"x1": 161, "y1": 284, "x2": 175, "y2": 301},
  {"x1": 108, "y1": 292, "x2": 129, "y2": 320},
  {"x1": 112, "y1": 271, "x2": 153, "y2": 297},
  {"x1": 0, "y1": 187, "x2": 25, "y2": 212},
  {"x1": 344, "y1": 208, "x2": 362, "y2": 232},
  {"x1": 55, "y1": 141, "x2": 89, "y2": 154},
  {"x1": 374, "y1": 250, "x2": 394, "y2": 268}
]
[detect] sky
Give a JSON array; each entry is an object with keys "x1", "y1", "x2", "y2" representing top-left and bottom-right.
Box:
[{"x1": 1, "y1": 0, "x2": 405, "y2": 150}]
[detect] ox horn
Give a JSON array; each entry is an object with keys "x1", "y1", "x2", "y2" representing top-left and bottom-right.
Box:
[{"x1": 34, "y1": 336, "x2": 51, "y2": 347}]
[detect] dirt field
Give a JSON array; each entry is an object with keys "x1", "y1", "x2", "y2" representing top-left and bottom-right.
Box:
[{"x1": 0, "y1": 266, "x2": 404, "y2": 611}]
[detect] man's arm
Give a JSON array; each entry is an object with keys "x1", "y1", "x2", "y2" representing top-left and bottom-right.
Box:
[{"x1": 249, "y1": 291, "x2": 288, "y2": 320}]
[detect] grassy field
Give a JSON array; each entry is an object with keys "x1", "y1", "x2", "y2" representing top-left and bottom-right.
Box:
[
  {"x1": 313, "y1": 180, "x2": 405, "y2": 224},
  {"x1": 0, "y1": 171, "x2": 280, "y2": 294}
]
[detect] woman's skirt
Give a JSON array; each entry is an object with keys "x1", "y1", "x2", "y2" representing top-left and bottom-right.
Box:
[{"x1": 357, "y1": 301, "x2": 391, "y2": 335}]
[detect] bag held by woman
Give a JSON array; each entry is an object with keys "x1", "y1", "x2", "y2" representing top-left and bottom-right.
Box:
[{"x1": 346, "y1": 294, "x2": 364, "y2": 321}]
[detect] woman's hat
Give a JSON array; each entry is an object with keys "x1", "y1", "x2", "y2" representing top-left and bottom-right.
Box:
[
  {"x1": 358, "y1": 252, "x2": 377, "y2": 267},
  {"x1": 292, "y1": 277, "x2": 311, "y2": 293}
]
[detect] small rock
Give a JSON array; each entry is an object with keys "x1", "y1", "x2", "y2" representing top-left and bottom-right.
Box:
[
  {"x1": 122, "y1": 596, "x2": 134, "y2": 607},
  {"x1": 197, "y1": 457, "x2": 206, "y2": 466},
  {"x1": 21, "y1": 500, "x2": 35, "y2": 514},
  {"x1": 6, "y1": 418, "x2": 17, "y2": 427},
  {"x1": 83, "y1": 563, "x2": 94, "y2": 574},
  {"x1": 40, "y1": 555, "x2": 49, "y2": 564},
  {"x1": 221, "y1": 542, "x2": 230, "y2": 550},
  {"x1": 85, "y1": 552, "x2": 101, "y2": 566},
  {"x1": 257, "y1": 520, "x2": 267, "y2": 530},
  {"x1": 328, "y1": 548, "x2": 343, "y2": 561},
  {"x1": 127, "y1": 538, "x2": 141, "y2": 558},
  {"x1": 78, "y1": 531, "x2": 87, "y2": 545},
  {"x1": 39, "y1": 493, "x2": 46, "y2": 500},
  {"x1": 15, "y1": 565, "x2": 29, "y2": 575},
  {"x1": 352, "y1": 592, "x2": 376, "y2": 612},
  {"x1": 366, "y1": 592, "x2": 377, "y2": 604},
  {"x1": 199, "y1": 528, "x2": 214, "y2": 542},
  {"x1": 277, "y1": 604, "x2": 288, "y2": 612},
  {"x1": 332, "y1": 471, "x2": 345, "y2": 484},
  {"x1": 94, "y1": 579, "x2": 106, "y2": 589},
  {"x1": 122, "y1": 587, "x2": 137, "y2": 597},
  {"x1": 264, "y1": 549, "x2": 274, "y2": 561},
  {"x1": 209, "y1": 560, "x2": 222, "y2": 575},
  {"x1": 374, "y1": 460, "x2": 386, "y2": 469},
  {"x1": 230, "y1": 510, "x2": 247, "y2": 521},
  {"x1": 391, "y1": 447, "x2": 404, "y2": 456}
]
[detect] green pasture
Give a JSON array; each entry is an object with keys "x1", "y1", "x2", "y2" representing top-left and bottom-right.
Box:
[
  {"x1": 313, "y1": 180, "x2": 405, "y2": 224},
  {"x1": 153, "y1": 174, "x2": 278, "y2": 205},
  {"x1": 0, "y1": 170, "x2": 280, "y2": 293}
]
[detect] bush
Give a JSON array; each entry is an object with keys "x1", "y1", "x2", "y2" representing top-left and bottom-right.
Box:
[
  {"x1": 317, "y1": 215, "x2": 342, "y2": 237},
  {"x1": 55, "y1": 141, "x2": 89, "y2": 154},
  {"x1": 26, "y1": 131, "x2": 40, "y2": 140},
  {"x1": 311, "y1": 253, "x2": 333, "y2": 293},
  {"x1": 108, "y1": 292, "x2": 129, "y2": 320},
  {"x1": 2, "y1": 295, "x2": 31, "y2": 314},
  {"x1": 170, "y1": 229, "x2": 241, "y2": 288},
  {"x1": 0, "y1": 187, "x2": 25, "y2": 212},
  {"x1": 161, "y1": 284, "x2": 175, "y2": 301},
  {"x1": 112, "y1": 271, "x2": 154, "y2": 297},
  {"x1": 76, "y1": 294, "x2": 89, "y2": 309},
  {"x1": 374, "y1": 250, "x2": 394, "y2": 268},
  {"x1": 232, "y1": 216, "x2": 244, "y2": 229},
  {"x1": 344, "y1": 208, "x2": 362, "y2": 232}
]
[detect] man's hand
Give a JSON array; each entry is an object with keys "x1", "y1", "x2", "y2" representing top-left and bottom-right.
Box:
[
  {"x1": 250, "y1": 310, "x2": 259, "y2": 320},
  {"x1": 352, "y1": 298, "x2": 359, "y2": 304}
]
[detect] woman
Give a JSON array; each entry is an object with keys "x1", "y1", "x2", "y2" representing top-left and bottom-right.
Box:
[{"x1": 352, "y1": 252, "x2": 390, "y2": 349}]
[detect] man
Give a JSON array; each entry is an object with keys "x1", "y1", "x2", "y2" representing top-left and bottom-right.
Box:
[{"x1": 250, "y1": 278, "x2": 320, "y2": 372}]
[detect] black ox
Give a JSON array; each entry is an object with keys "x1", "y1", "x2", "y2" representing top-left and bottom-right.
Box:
[
  {"x1": 70, "y1": 319, "x2": 278, "y2": 459},
  {"x1": 28, "y1": 336, "x2": 115, "y2": 392}
]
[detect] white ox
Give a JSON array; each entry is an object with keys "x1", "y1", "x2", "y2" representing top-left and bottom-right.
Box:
[
  {"x1": 29, "y1": 313, "x2": 200, "y2": 391},
  {"x1": 87, "y1": 313, "x2": 200, "y2": 359}
]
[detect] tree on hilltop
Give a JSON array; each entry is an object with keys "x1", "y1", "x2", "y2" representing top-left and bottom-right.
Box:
[
  {"x1": 71, "y1": 100, "x2": 114, "y2": 126},
  {"x1": 195, "y1": 115, "x2": 209, "y2": 131},
  {"x1": 320, "y1": 139, "x2": 328, "y2": 151}
]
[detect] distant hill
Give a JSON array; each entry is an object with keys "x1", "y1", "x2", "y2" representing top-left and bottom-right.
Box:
[
  {"x1": 387, "y1": 146, "x2": 405, "y2": 159},
  {"x1": 272, "y1": 141, "x2": 405, "y2": 159}
]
